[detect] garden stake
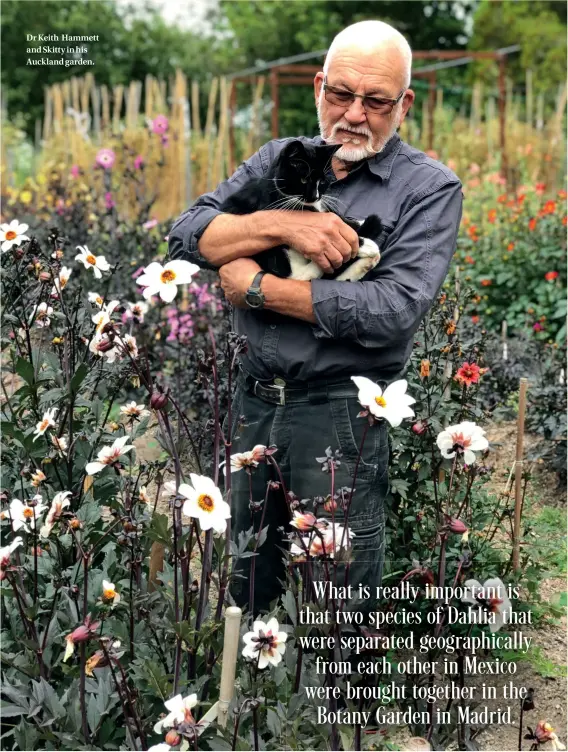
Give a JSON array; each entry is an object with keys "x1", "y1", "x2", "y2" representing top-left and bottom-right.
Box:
[
  {"x1": 215, "y1": 606, "x2": 243, "y2": 727},
  {"x1": 513, "y1": 377, "x2": 528, "y2": 572},
  {"x1": 502, "y1": 320, "x2": 508, "y2": 360}
]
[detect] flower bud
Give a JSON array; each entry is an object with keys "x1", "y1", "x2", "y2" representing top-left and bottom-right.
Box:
[
  {"x1": 165, "y1": 731, "x2": 181, "y2": 746},
  {"x1": 39, "y1": 271, "x2": 51, "y2": 283},
  {"x1": 323, "y1": 497, "x2": 338, "y2": 513},
  {"x1": 150, "y1": 391, "x2": 168, "y2": 410},
  {"x1": 69, "y1": 624, "x2": 91, "y2": 643},
  {"x1": 412, "y1": 421, "x2": 427, "y2": 435},
  {"x1": 97, "y1": 338, "x2": 115, "y2": 353},
  {"x1": 448, "y1": 518, "x2": 468, "y2": 534}
]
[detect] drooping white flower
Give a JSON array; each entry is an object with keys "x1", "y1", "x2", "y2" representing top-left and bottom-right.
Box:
[
  {"x1": 0, "y1": 537, "x2": 24, "y2": 580},
  {"x1": 126, "y1": 300, "x2": 149, "y2": 322},
  {"x1": 75, "y1": 245, "x2": 111, "y2": 279},
  {"x1": 161, "y1": 480, "x2": 178, "y2": 497},
  {"x1": 137, "y1": 260, "x2": 200, "y2": 303},
  {"x1": 101, "y1": 579, "x2": 120, "y2": 606},
  {"x1": 138, "y1": 486, "x2": 150, "y2": 503},
  {"x1": 33, "y1": 408, "x2": 57, "y2": 441},
  {"x1": 30, "y1": 469, "x2": 47, "y2": 487},
  {"x1": 85, "y1": 435, "x2": 135, "y2": 475},
  {"x1": 120, "y1": 401, "x2": 148, "y2": 419},
  {"x1": 9, "y1": 498, "x2": 47, "y2": 532},
  {"x1": 436, "y1": 421, "x2": 489, "y2": 465},
  {"x1": 1, "y1": 220, "x2": 30, "y2": 252},
  {"x1": 242, "y1": 617, "x2": 287, "y2": 669},
  {"x1": 153, "y1": 693, "x2": 198, "y2": 734},
  {"x1": 88, "y1": 291, "x2": 104, "y2": 308},
  {"x1": 31, "y1": 302, "x2": 54, "y2": 328},
  {"x1": 290, "y1": 511, "x2": 318, "y2": 532},
  {"x1": 116, "y1": 333, "x2": 138, "y2": 359},
  {"x1": 178, "y1": 474, "x2": 231, "y2": 533},
  {"x1": 351, "y1": 377, "x2": 416, "y2": 427},
  {"x1": 290, "y1": 521, "x2": 354, "y2": 559},
  {"x1": 461, "y1": 577, "x2": 512, "y2": 633},
  {"x1": 40, "y1": 491, "x2": 72, "y2": 538},
  {"x1": 51, "y1": 266, "x2": 72, "y2": 296},
  {"x1": 51, "y1": 435, "x2": 69, "y2": 454},
  {"x1": 221, "y1": 445, "x2": 266, "y2": 474}
]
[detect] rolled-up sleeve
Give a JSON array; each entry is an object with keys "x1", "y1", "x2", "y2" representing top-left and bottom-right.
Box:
[
  {"x1": 167, "y1": 145, "x2": 270, "y2": 270},
  {"x1": 310, "y1": 180, "x2": 463, "y2": 348}
]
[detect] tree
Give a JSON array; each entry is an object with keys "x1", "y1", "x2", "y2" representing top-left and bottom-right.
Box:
[
  {"x1": 1, "y1": 0, "x2": 214, "y2": 137},
  {"x1": 468, "y1": 1, "x2": 567, "y2": 95}
]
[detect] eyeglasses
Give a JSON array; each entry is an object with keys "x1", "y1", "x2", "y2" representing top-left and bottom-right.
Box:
[{"x1": 322, "y1": 77, "x2": 405, "y2": 115}]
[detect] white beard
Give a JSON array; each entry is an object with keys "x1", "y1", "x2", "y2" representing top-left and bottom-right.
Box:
[{"x1": 317, "y1": 93, "x2": 403, "y2": 163}]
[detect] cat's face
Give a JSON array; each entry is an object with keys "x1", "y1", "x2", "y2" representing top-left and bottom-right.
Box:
[{"x1": 271, "y1": 141, "x2": 340, "y2": 205}]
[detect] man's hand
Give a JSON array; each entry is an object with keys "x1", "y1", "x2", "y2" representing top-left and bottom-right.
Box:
[
  {"x1": 276, "y1": 212, "x2": 360, "y2": 274},
  {"x1": 219, "y1": 257, "x2": 261, "y2": 308}
]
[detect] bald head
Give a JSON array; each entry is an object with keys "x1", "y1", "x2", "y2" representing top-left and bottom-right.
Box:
[{"x1": 323, "y1": 20, "x2": 412, "y2": 89}]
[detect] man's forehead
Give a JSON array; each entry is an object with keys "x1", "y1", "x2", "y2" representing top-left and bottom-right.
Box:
[{"x1": 326, "y1": 45, "x2": 406, "y2": 92}]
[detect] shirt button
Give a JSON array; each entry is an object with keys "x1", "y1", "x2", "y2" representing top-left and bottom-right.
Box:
[{"x1": 270, "y1": 324, "x2": 276, "y2": 330}]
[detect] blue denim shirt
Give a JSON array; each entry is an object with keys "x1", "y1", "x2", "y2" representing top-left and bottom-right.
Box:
[{"x1": 167, "y1": 133, "x2": 463, "y2": 385}]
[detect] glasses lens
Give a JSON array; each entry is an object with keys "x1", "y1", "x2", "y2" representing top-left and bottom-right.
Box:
[
  {"x1": 364, "y1": 97, "x2": 394, "y2": 114},
  {"x1": 325, "y1": 87, "x2": 354, "y2": 107}
]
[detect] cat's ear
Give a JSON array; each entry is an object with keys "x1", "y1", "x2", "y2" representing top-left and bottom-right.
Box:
[
  {"x1": 281, "y1": 140, "x2": 306, "y2": 159},
  {"x1": 315, "y1": 143, "x2": 341, "y2": 163}
]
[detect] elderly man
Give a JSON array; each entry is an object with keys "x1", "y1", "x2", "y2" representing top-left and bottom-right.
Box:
[{"x1": 168, "y1": 20, "x2": 462, "y2": 615}]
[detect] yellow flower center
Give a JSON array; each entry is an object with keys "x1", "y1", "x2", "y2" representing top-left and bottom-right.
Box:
[
  {"x1": 96, "y1": 296, "x2": 103, "y2": 305},
  {"x1": 103, "y1": 588, "x2": 115, "y2": 600},
  {"x1": 86, "y1": 254, "x2": 97, "y2": 265},
  {"x1": 60, "y1": 277, "x2": 68, "y2": 288},
  {"x1": 5, "y1": 230, "x2": 17, "y2": 240},
  {"x1": 23, "y1": 507, "x2": 34, "y2": 518},
  {"x1": 198, "y1": 494, "x2": 214, "y2": 513},
  {"x1": 375, "y1": 396, "x2": 387, "y2": 407},
  {"x1": 39, "y1": 419, "x2": 49, "y2": 432},
  {"x1": 160, "y1": 269, "x2": 176, "y2": 283}
]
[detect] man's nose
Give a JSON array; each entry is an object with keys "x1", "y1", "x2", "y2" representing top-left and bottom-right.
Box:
[{"x1": 344, "y1": 97, "x2": 367, "y2": 123}]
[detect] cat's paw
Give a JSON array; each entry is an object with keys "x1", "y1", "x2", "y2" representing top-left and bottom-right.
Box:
[
  {"x1": 358, "y1": 237, "x2": 380, "y2": 258},
  {"x1": 336, "y1": 254, "x2": 380, "y2": 282}
]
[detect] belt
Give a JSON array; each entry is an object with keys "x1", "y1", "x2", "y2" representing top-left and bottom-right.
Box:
[{"x1": 238, "y1": 368, "x2": 388, "y2": 406}]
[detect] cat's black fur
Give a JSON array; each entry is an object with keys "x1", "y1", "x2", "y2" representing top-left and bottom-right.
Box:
[{"x1": 219, "y1": 140, "x2": 383, "y2": 280}]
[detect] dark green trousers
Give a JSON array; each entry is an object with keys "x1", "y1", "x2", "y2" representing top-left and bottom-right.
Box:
[{"x1": 225, "y1": 376, "x2": 390, "y2": 617}]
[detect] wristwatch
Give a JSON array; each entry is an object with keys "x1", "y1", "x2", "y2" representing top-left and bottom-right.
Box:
[{"x1": 245, "y1": 271, "x2": 267, "y2": 309}]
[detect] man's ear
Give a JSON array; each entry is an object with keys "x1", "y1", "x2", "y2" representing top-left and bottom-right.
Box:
[{"x1": 314, "y1": 72, "x2": 324, "y2": 106}]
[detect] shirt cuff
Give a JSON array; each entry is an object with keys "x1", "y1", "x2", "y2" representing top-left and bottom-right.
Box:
[
  {"x1": 169, "y1": 207, "x2": 222, "y2": 270},
  {"x1": 310, "y1": 279, "x2": 358, "y2": 340}
]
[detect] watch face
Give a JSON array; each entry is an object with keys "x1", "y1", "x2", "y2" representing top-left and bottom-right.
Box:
[{"x1": 246, "y1": 291, "x2": 263, "y2": 308}]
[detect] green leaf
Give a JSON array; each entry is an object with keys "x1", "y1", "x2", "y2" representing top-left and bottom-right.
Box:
[
  {"x1": 15, "y1": 357, "x2": 35, "y2": 386},
  {"x1": 70, "y1": 363, "x2": 89, "y2": 395}
]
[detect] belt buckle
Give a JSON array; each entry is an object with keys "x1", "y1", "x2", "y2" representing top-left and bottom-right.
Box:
[{"x1": 253, "y1": 379, "x2": 286, "y2": 405}]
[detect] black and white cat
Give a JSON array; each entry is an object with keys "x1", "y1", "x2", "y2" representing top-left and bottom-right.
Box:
[{"x1": 219, "y1": 140, "x2": 382, "y2": 282}]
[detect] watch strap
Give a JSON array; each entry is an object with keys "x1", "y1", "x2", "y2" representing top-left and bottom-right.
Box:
[{"x1": 249, "y1": 271, "x2": 266, "y2": 290}]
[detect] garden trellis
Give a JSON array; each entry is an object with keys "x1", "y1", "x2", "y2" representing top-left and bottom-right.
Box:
[{"x1": 2, "y1": 51, "x2": 566, "y2": 221}]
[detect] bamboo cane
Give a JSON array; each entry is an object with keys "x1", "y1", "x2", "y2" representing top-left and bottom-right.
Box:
[
  {"x1": 101, "y1": 84, "x2": 110, "y2": 132},
  {"x1": 191, "y1": 80, "x2": 202, "y2": 137},
  {"x1": 501, "y1": 320, "x2": 508, "y2": 361},
  {"x1": 43, "y1": 86, "x2": 52, "y2": 141},
  {"x1": 148, "y1": 542, "x2": 164, "y2": 592},
  {"x1": 113, "y1": 84, "x2": 124, "y2": 134},
  {"x1": 525, "y1": 69, "x2": 533, "y2": 127},
  {"x1": 512, "y1": 378, "x2": 528, "y2": 572},
  {"x1": 217, "y1": 606, "x2": 242, "y2": 727}
]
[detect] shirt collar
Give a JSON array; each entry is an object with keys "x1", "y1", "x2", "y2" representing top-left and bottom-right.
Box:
[{"x1": 315, "y1": 131, "x2": 402, "y2": 181}]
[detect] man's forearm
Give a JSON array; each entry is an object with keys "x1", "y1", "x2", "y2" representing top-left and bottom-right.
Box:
[
  {"x1": 261, "y1": 274, "x2": 316, "y2": 324},
  {"x1": 198, "y1": 212, "x2": 287, "y2": 267}
]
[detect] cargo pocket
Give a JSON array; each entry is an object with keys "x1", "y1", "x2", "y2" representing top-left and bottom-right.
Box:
[{"x1": 330, "y1": 396, "x2": 389, "y2": 481}]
